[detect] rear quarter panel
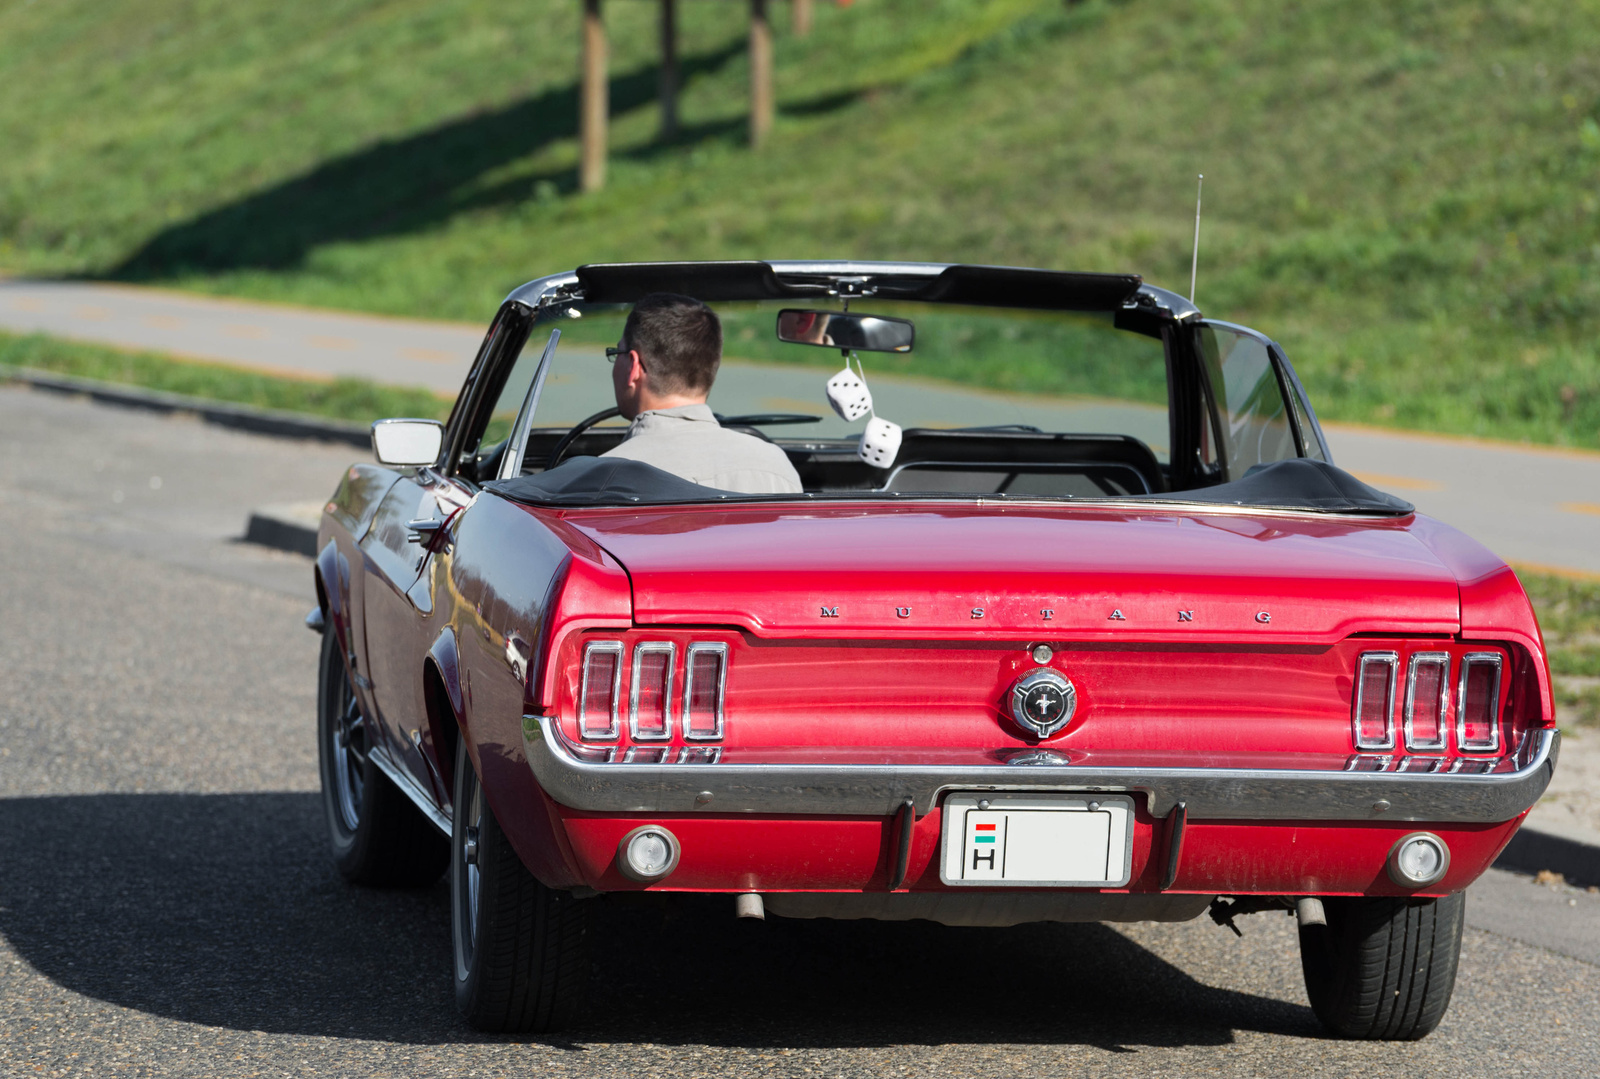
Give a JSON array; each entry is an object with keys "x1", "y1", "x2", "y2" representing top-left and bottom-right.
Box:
[{"x1": 446, "y1": 494, "x2": 630, "y2": 886}]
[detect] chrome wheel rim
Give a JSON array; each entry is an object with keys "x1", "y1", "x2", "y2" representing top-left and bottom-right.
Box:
[
  {"x1": 453, "y1": 768, "x2": 483, "y2": 978},
  {"x1": 329, "y1": 665, "x2": 369, "y2": 832}
]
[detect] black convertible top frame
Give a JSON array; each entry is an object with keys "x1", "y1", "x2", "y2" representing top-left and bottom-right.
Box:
[{"x1": 506, "y1": 260, "x2": 1198, "y2": 320}]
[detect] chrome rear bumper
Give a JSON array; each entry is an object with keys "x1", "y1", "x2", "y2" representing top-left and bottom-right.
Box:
[{"x1": 521, "y1": 716, "x2": 1558, "y2": 824}]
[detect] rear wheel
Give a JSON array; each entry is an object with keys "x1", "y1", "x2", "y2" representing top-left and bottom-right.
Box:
[
  {"x1": 1298, "y1": 893, "x2": 1465, "y2": 1040},
  {"x1": 452, "y1": 745, "x2": 591, "y2": 1032},
  {"x1": 316, "y1": 621, "x2": 448, "y2": 886}
]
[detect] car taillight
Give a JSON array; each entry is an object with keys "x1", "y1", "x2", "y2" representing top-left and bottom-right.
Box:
[
  {"x1": 1353, "y1": 651, "x2": 1398, "y2": 750},
  {"x1": 684, "y1": 642, "x2": 728, "y2": 741},
  {"x1": 579, "y1": 641, "x2": 623, "y2": 740},
  {"x1": 630, "y1": 642, "x2": 675, "y2": 740},
  {"x1": 1456, "y1": 652, "x2": 1503, "y2": 752},
  {"x1": 577, "y1": 638, "x2": 730, "y2": 744},
  {"x1": 1403, "y1": 652, "x2": 1448, "y2": 751}
]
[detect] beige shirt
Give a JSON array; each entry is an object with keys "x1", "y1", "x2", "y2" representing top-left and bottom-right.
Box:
[{"x1": 601, "y1": 404, "x2": 804, "y2": 494}]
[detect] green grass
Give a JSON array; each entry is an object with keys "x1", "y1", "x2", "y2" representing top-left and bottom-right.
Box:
[
  {"x1": 2, "y1": 0, "x2": 1599, "y2": 447},
  {"x1": 1519, "y1": 571, "x2": 1600, "y2": 727},
  {"x1": 0, "y1": 332, "x2": 450, "y2": 426}
]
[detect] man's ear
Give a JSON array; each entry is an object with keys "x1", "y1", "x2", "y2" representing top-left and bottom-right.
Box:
[{"x1": 628, "y1": 351, "x2": 649, "y2": 392}]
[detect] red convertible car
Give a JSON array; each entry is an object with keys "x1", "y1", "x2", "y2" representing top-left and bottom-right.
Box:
[{"x1": 311, "y1": 260, "x2": 1557, "y2": 1039}]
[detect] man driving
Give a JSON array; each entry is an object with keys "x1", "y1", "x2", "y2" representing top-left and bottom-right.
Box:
[{"x1": 602, "y1": 292, "x2": 804, "y2": 494}]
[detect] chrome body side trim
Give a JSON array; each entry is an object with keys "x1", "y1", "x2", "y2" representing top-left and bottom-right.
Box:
[
  {"x1": 369, "y1": 740, "x2": 452, "y2": 836},
  {"x1": 521, "y1": 716, "x2": 1558, "y2": 824}
]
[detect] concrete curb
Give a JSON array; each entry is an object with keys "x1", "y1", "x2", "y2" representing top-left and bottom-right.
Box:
[
  {"x1": 243, "y1": 502, "x2": 323, "y2": 559},
  {"x1": 2, "y1": 365, "x2": 371, "y2": 449},
  {"x1": 1496, "y1": 823, "x2": 1600, "y2": 888}
]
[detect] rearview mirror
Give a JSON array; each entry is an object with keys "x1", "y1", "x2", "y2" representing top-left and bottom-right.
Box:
[
  {"x1": 371, "y1": 418, "x2": 444, "y2": 467},
  {"x1": 776, "y1": 309, "x2": 914, "y2": 353}
]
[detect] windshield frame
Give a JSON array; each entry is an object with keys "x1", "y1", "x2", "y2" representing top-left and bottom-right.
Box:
[{"x1": 438, "y1": 262, "x2": 1334, "y2": 509}]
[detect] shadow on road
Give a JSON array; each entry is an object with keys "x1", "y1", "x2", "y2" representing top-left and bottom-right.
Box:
[{"x1": 0, "y1": 793, "x2": 1318, "y2": 1049}]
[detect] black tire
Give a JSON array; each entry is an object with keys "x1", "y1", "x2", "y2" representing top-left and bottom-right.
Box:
[
  {"x1": 316, "y1": 621, "x2": 449, "y2": 886},
  {"x1": 452, "y1": 745, "x2": 591, "y2": 1032},
  {"x1": 1298, "y1": 892, "x2": 1465, "y2": 1040}
]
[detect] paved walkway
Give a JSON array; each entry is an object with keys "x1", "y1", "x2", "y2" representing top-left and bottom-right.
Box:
[{"x1": 4, "y1": 276, "x2": 1597, "y2": 575}]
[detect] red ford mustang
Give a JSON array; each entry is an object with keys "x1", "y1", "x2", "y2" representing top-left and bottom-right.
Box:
[{"x1": 311, "y1": 261, "x2": 1557, "y2": 1039}]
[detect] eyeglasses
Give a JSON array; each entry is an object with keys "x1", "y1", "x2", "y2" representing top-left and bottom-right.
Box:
[{"x1": 605, "y1": 346, "x2": 627, "y2": 362}]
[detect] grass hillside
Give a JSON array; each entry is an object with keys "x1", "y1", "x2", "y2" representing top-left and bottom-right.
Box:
[{"x1": 2, "y1": 0, "x2": 1598, "y2": 447}]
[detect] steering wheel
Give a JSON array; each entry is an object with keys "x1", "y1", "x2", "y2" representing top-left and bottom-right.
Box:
[
  {"x1": 544, "y1": 409, "x2": 823, "y2": 471},
  {"x1": 545, "y1": 406, "x2": 624, "y2": 471}
]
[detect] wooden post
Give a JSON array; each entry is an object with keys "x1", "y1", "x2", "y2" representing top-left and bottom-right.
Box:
[
  {"x1": 659, "y1": 0, "x2": 678, "y2": 141},
  {"x1": 793, "y1": 0, "x2": 812, "y2": 37},
  {"x1": 580, "y1": 0, "x2": 608, "y2": 192},
  {"x1": 749, "y1": 0, "x2": 773, "y2": 148}
]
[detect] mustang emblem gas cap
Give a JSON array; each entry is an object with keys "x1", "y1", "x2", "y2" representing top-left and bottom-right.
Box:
[{"x1": 1009, "y1": 668, "x2": 1077, "y2": 737}]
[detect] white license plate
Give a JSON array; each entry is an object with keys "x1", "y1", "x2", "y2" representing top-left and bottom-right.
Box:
[{"x1": 939, "y1": 794, "x2": 1134, "y2": 887}]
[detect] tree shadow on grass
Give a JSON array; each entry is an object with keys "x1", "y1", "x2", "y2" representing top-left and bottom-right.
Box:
[
  {"x1": 105, "y1": 46, "x2": 746, "y2": 280},
  {"x1": 0, "y1": 792, "x2": 1318, "y2": 1049},
  {"x1": 104, "y1": 47, "x2": 865, "y2": 283}
]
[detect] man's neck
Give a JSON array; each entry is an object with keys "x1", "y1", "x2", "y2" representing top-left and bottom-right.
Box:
[{"x1": 634, "y1": 391, "x2": 707, "y2": 414}]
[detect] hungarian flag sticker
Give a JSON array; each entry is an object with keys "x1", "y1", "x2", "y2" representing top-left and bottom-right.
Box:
[
  {"x1": 942, "y1": 795, "x2": 1132, "y2": 886},
  {"x1": 964, "y1": 814, "x2": 1007, "y2": 879}
]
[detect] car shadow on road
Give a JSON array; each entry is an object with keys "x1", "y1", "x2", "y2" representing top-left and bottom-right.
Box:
[{"x1": 0, "y1": 793, "x2": 1319, "y2": 1050}]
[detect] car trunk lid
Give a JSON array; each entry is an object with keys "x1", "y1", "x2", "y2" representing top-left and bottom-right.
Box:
[{"x1": 551, "y1": 503, "x2": 1460, "y2": 644}]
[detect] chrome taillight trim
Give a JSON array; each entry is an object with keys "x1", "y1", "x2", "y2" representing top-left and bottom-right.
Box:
[
  {"x1": 578, "y1": 641, "x2": 624, "y2": 741},
  {"x1": 1456, "y1": 651, "x2": 1504, "y2": 753},
  {"x1": 629, "y1": 641, "x2": 676, "y2": 741},
  {"x1": 1402, "y1": 651, "x2": 1450, "y2": 752},
  {"x1": 1353, "y1": 651, "x2": 1398, "y2": 751},
  {"x1": 683, "y1": 641, "x2": 729, "y2": 742}
]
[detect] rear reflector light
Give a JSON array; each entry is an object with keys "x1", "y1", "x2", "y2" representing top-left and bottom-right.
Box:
[
  {"x1": 617, "y1": 825, "x2": 680, "y2": 882},
  {"x1": 630, "y1": 642, "x2": 675, "y2": 741},
  {"x1": 1403, "y1": 652, "x2": 1449, "y2": 751},
  {"x1": 579, "y1": 641, "x2": 623, "y2": 740},
  {"x1": 684, "y1": 642, "x2": 728, "y2": 741},
  {"x1": 1456, "y1": 652, "x2": 1503, "y2": 752},
  {"x1": 1353, "y1": 651, "x2": 1398, "y2": 750},
  {"x1": 1387, "y1": 831, "x2": 1450, "y2": 888}
]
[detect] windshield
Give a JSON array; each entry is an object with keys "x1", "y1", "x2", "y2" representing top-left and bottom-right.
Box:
[{"x1": 516, "y1": 299, "x2": 1172, "y2": 459}]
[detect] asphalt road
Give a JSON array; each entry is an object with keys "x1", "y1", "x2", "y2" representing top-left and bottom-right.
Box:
[
  {"x1": 4, "y1": 277, "x2": 1599, "y2": 576},
  {"x1": 2, "y1": 384, "x2": 1599, "y2": 1077}
]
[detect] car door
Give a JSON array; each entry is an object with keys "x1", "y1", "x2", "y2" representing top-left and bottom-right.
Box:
[{"x1": 357, "y1": 323, "x2": 560, "y2": 803}]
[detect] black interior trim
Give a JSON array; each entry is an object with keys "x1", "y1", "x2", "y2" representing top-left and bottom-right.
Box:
[{"x1": 486, "y1": 455, "x2": 1414, "y2": 515}]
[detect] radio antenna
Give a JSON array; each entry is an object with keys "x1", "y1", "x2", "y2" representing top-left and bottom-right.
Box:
[{"x1": 1189, "y1": 173, "x2": 1204, "y2": 304}]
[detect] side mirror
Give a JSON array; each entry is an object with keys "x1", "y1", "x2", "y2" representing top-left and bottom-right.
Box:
[
  {"x1": 776, "y1": 309, "x2": 914, "y2": 353},
  {"x1": 371, "y1": 418, "x2": 444, "y2": 467}
]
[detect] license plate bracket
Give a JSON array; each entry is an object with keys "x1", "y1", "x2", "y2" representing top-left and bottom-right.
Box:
[{"x1": 939, "y1": 793, "x2": 1134, "y2": 887}]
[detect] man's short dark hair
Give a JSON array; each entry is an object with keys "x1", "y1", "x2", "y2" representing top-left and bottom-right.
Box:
[{"x1": 622, "y1": 293, "x2": 722, "y2": 396}]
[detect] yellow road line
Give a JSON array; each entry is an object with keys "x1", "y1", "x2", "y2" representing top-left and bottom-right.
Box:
[
  {"x1": 1559, "y1": 502, "x2": 1600, "y2": 517},
  {"x1": 400, "y1": 347, "x2": 459, "y2": 364},
  {"x1": 1349, "y1": 470, "x2": 1444, "y2": 492}
]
